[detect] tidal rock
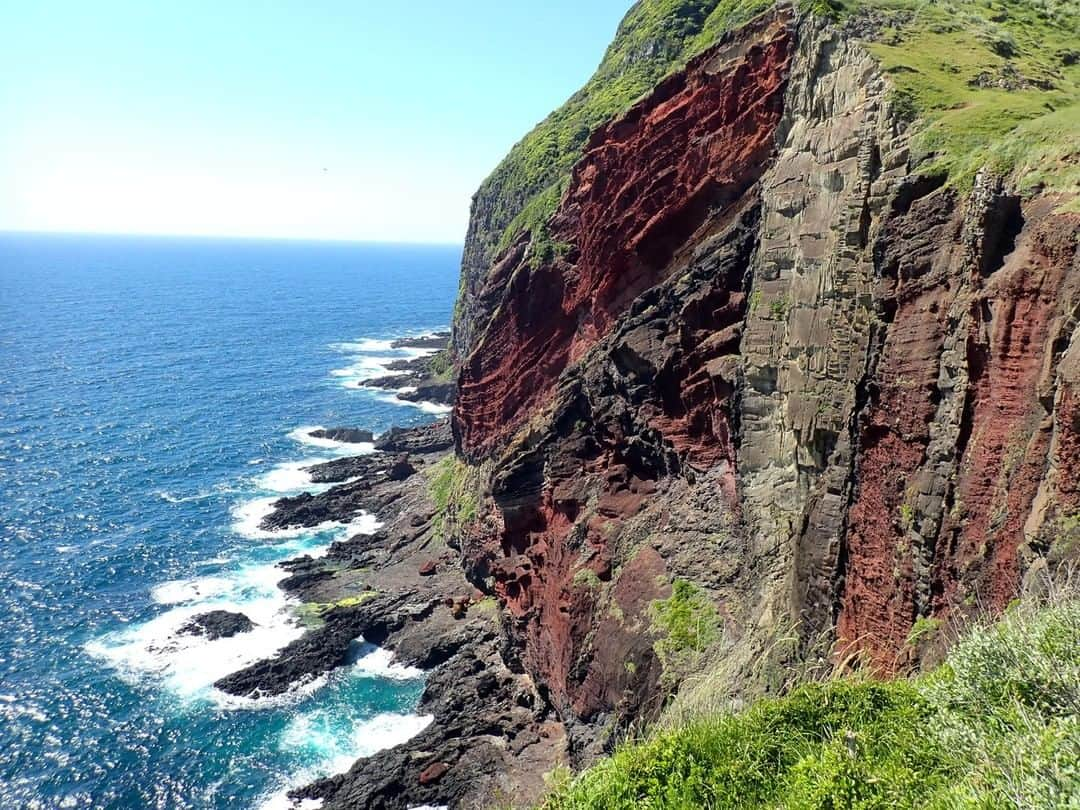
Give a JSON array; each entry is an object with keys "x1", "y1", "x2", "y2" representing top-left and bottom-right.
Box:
[
  {"x1": 391, "y1": 332, "x2": 449, "y2": 351},
  {"x1": 396, "y1": 380, "x2": 456, "y2": 405},
  {"x1": 374, "y1": 422, "x2": 453, "y2": 454},
  {"x1": 213, "y1": 607, "x2": 368, "y2": 697},
  {"x1": 308, "y1": 427, "x2": 374, "y2": 444},
  {"x1": 305, "y1": 453, "x2": 385, "y2": 485},
  {"x1": 387, "y1": 455, "x2": 416, "y2": 481},
  {"x1": 178, "y1": 610, "x2": 255, "y2": 640}
]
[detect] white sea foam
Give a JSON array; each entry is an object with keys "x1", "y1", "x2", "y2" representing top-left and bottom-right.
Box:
[
  {"x1": 231, "y1": 492, "x2": 384, "y2": 541},
  {"x1": 85, "y1": 589, "x2": 306, "y2": 702},
  {"x1": 231, "y1": 496, "x2": 292, "y2": 539},
  {"x1": 327, "y1": 333, "x2": 444, "y2": 391},
  {"x1": 329, "y1": 338, "x2": 395, "y2": 353},
  {"x1": 352, "y1": 646, "x2": 425, "y2": 681},
  {"x1": 259, "y1": 710, "x2": 434, "y2": 810},
  {"x1": 375, "y1": 393, "x2": 453, "y2": 416},
  {"x1": 151, "y1": 576, "x2": 235, "y2": 605},
  {"x1": 258, "y1": 795, "x2": 324, "y2": 810},
  {"x1": 156, "y1": 483, "x2": 240, "y2": 504},
  {"x1": 329, "y1": 355, "x2": 400, "y2": 383},
  {"x1": 255, "y1": 458, "x2": 327, "y2": 493},
  {"x1": 88, "y1": 512, "x2": 384, "y2": 706}
]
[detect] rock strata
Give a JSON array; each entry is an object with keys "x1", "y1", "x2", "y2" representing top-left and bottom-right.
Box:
[
  {"x1": 228, "y1": 4, "x2": 1080, "y2": 807},
  {"x1": 443, "y1": 1, "x2": 1080, "y2": 772}
]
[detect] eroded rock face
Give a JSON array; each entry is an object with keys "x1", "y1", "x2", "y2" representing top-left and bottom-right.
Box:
[
  {"x1": 455, "y1": 11, "x2": 796, "y2": 457},
  {"x1": 447, "y1": 5, "x2": 1080, "y2": 760}
]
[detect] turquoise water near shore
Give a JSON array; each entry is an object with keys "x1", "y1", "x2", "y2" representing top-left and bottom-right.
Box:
[{"x1": 0, "y1": 233, "x2": 459, "y2": 808}]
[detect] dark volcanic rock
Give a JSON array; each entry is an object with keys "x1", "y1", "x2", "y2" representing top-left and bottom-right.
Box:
[
  {"x1": 178, "y1": 610, "x2": 255, "y2": 640},
  {"x1": 214, "y1": 607, "x2": 367, "y2": 697},
  {"x1": 213, "y1": 592, "x2": 424, "y2": 698},
  {"x1": 278, "y1": 556, "x2": 337, "y2": 593},
  {"x1": 395, "y1": 380, "x2": 456, "y2": 405},
  {"x1": 262, "y1": 455, "x2": 416, "y2": 531},
  {"x1": 391, "y1": 332, "x2": 449, "y2": 351},
  {"x1": 304, "y1": 453, "x2": 386, "y2": 485},
  {"x1": 308, "y1": 427, "x2": 374, "y2": 444},
  {"x1": 290, "y1": 625, "x2": 563, "y2": 810},
  {"x1": 213, "y1": 432, "x2": 565, "y2": 807},
  {"x1": 374, "y1": 422, "x2": 453, "y2": 455},
  {"x1": 361, "y1": 354, "x2": 433, "y2": 389}
]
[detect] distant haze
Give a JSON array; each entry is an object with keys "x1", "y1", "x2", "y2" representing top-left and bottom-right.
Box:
[{"x1": 0, "y1": 1, "x2": 631, "y2": 243}]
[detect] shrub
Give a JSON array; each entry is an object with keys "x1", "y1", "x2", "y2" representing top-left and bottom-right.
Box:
[
  {"x1": 542, "y1": 590, "x2": 1080, "y2": 809},
  {"x1": 650, "y1": 580, "x2": 722, "y2": 685}
]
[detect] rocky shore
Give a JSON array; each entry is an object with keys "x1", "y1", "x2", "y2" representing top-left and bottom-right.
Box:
[
  {"x1": 359, "y1": 332, "x2": 456, "y2": 407},
  {"x1": 210, "y1": 420, "x2": 565, "y2": 808}
]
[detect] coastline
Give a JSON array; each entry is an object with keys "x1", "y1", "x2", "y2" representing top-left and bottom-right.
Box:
[{"x1": 205, "y1": 333, "x2": 565, "y2": 809}]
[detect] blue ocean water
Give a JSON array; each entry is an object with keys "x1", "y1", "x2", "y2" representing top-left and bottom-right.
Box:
[{"x1": 0, "y1": 233, "x2": 460, "y2": 809}]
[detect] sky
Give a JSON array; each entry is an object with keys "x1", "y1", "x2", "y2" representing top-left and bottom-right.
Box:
[{"x1": 0, "y1": 1, "x2": 634, "y2": 243}]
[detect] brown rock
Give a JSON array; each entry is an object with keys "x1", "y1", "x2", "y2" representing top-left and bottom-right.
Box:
[{"x1": 418, "y1": 762, "x2": 449, "y2": 785}]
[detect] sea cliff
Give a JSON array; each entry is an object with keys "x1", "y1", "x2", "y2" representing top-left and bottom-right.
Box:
[{"x1": 264, "y1": 1, "x2": 1079, "y2": 806}]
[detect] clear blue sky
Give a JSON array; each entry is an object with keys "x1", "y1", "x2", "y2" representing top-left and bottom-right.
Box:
[{"x1": 0, "y1": 1, "x2": 633, "y2": 243}]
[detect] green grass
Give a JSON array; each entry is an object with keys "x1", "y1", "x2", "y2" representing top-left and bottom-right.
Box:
[
  {"x1": 650, "y1": 579, "x2": 723, "y2": 687},
  {"x1": 474, "y1": 0, "x2": 1079, "y2": 279},
  {"x1": 857, "y1": 0, "x2": 1080, "y2": 196},
  {"x1": 427, "y1": 455, "x2": 480, "y2": 537},
  {"x1": 542, "y1": 591, "x2": 1080, "y2": 809}
]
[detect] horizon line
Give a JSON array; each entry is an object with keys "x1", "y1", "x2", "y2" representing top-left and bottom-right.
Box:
[{"x1": 0, "y1": 227, "x2": 465, "y2": 248}]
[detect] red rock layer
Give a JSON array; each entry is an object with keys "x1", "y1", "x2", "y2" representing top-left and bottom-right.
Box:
[
  {"x1": 462, "y1": 197, "x2": 761, "y2": 720},
  {"x1": 840, "y1": 199, "x2": 1080, "y2": 670},
  {"x1": 934, "y1": 212, "x2": 1080, "y2": 613},
  {"x1": 837, "y1": 190, "x2": 956, "y2": 665},
  {"x1": 455, "y1": 13, "x2": 794, "y2": 457}
]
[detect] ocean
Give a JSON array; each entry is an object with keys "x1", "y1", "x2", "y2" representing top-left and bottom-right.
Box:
[{"x1": 0, "y1": 233, "x2": 460, "y2": 809}]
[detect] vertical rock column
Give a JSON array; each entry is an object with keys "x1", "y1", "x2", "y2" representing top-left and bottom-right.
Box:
[{"x1": 735, "y1": 18, "x2": 910, "y2": 655}]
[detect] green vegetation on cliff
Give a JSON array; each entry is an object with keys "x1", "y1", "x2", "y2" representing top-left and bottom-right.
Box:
[
  {"x1": 854, "y1": 0, "x2": 1080, "y2": 199},
  {"x1": 481, "y1": 0, "x2": 778, "y2": 256},
  {"x1": 543, "y1": 593, "x2": 1080, "y2": 809},
  {"x1": 475, "y1": 0, "x2": 1078, "y2": 272},
  {"x1": 428, "y1": 455, "x2": 479, "y2": 538}
]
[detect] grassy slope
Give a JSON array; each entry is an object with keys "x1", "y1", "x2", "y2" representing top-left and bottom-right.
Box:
[
  {"x1": 542, "y1": 595, "x2": 1080, "y2": 809},
  {"x1": 480, "y1": 0, "x2": 1078, "y2": 265},
  {"x1": 855, "y1": 0, "x2": 1080, "y2": 202}
]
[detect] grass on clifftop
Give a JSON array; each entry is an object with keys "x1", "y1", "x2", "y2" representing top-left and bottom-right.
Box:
[
  {"x1": 541, "y1": 590, "x2": 1080, "y2": 809},
  {"x1": 480, "y1": 0, "x2": 1079, "y2": 268},
  {"x1": 855, "y1": 0, "x2": 1080, "y2": 200}
]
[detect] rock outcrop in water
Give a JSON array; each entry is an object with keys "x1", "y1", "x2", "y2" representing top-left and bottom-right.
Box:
[{"x1": 178, "y1": 610, "x2": 255, "y2": 640}]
